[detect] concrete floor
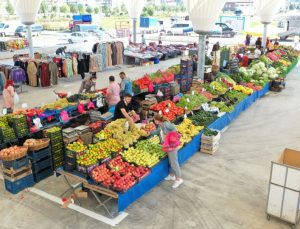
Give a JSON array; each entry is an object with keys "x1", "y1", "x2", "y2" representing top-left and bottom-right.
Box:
[{"x1": 1, "y1": 63, "x2": 300, "y2": 229}]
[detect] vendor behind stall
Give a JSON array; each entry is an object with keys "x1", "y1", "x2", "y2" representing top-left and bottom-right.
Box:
[
  {"x1": 119, "y1": 72, "x2": 133, "y2": 97},
  {"x1": 114, "y1": 93, "x2": 139, "y2": 125},
  {"x1": 228, "y1": 53, "x2": 240, "y2": 74},
  {"x1": 78, "y1": 73, "x2": 97, "y2": 94},
  {"x1": 254, "y1": 45, "x2": 262, "y2": 58}
]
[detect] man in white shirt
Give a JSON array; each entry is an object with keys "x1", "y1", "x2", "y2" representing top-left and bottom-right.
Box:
[{"x1": 254, "y1": 46, "x2": 261, "y2": 59}]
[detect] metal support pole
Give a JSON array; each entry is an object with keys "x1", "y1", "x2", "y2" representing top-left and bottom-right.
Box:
[
  {"x1": 197, "y1": 34, "x2": 206, "y2": 80},
  {"x1": 133, "y1": 18, "x2": 137, "y2": 44},
  {"x1": 27, "y1": 25, "x2": 34, "y2": 58},
  {"x1": 262, "y1": 23, "x2": 269, "y2": 53}
]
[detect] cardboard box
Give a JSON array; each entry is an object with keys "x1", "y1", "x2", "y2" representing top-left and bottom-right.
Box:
[
  {"x1": 171, "y1": 83, "x2": 180, "y2": 96},
  {"x1": 80, "y1": 132, "x2": 93, "y2": 145},
  {"x1": 276, "y1": 148, "x2": 300, "y2": 168},
  {"x1": 201, "y1": 131, "x2": 221, "y2": 144}
]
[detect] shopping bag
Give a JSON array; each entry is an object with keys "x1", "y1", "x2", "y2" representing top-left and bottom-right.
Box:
[{"x1": 14, "y1": 93, "x2": 20, "y2": 104}]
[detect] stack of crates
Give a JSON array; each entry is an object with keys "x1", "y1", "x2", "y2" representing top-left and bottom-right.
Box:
[
  {"x1": 178, "y1": 59, "x2": 193, "y2": 93},
  {"x1": 28, "y1": 146, "x2": 53, "y2": 182},
  {"x1": 44, "y1": 127, "x2": 64, "y2": 169},
  {"x1": 2, "y1": 156, "x2": 35, "y2": 194},
  {"x1": 11, "y1": 115, "x2": 29, "y2": 138},
  {"x1": 155, "y1": 83, "x2": 172, "y2": 101}
]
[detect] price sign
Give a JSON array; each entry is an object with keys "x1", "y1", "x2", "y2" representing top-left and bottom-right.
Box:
[
  {"x1": 212, "y1": 86, "x2": 215, "y2": 90},
  {"x1": 202, "y1": 88, "x2": 206, "y2": 92},
  {"x1": 192, "y1": 90, "x2": 195, "y2": 95},
  {"x1": 158, "y1": 110, "x2": 162, "y2": 115},
  {"x1": 2, "y1": 108, "x2": 7, "y2": 115},
  {"x1": 124, "y1": 121, "x2": 130, "y2": 131},
  {"x1": 191, "y1": 111, "x2": 194, "y2": 116},
  {"x1": 184, "y1": 106, "x2": 188, "y2": 110},
  {"x1": 165, "y1": 108, "x2": 170, "y2": 113},
  {"x1": 186, "y1": 98, "x2": 190, "y2": 103},
  {"x1": 183, "y1": 114, "x2": 187, "y2": 119},
  {"x1": 21, "y1": 103, "x2": 28, "y2": 109},
  {"x1": 168, "y1": 103, "x2": 172, "y2": 108}
]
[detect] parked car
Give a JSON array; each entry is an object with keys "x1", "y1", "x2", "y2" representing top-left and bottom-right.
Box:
[
  {"x1": 164, "y1": 21, "x2": 193, "y2": 35},
  {"x1": 15, "y1": 24, "x2": 43, "y2": 37},
  {"x1": 0, "y1": 22, "x2": 20, "y2": 36},
  {"x1": 207, "y1": 23, "x2": 236, "y2": 38},
  {"x1": 67, "y1": 32, "x2": 98, "y2": 44}
]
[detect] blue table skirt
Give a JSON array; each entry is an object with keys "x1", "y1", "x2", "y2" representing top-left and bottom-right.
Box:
[{"x1": 117, "y1": 83, "x2": 270, "y2": 212}]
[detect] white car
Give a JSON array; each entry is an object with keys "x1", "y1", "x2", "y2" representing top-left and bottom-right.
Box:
[
  {"x1": 67, "y1": 32, "x2": 98, "y2": 44},
  {"x1": 165, "y1": 21, "x2": 193, "y2": 35}
]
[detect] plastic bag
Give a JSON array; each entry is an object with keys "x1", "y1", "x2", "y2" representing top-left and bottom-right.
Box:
[{"x1": 14, "y1": 93, "x2": 20, "y2": 104}]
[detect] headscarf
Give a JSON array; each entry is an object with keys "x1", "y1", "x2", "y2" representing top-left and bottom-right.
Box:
[{"x1": 5, "y1": 80, "x2": 14, "y2": 89}]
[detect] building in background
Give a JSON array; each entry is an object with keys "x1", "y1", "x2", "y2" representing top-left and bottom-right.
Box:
[{"x1": 223, "y1": 0, "x2": 254, "y2": 15}]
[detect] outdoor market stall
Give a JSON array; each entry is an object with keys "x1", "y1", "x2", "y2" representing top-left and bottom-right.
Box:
[{"x1": 0, "y1": 45, "x2": 298, "y2": 219}]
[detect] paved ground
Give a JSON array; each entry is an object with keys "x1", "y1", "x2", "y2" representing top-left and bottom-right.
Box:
[{"x1": 0, "y1": 61, "x2": 299, "y2": 228}]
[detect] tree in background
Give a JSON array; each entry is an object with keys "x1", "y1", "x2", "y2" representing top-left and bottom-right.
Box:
[
  {"x1": 86, "y1": 6, "x2": 93, "y2": 14},
  {"x1": 39, "y1": 1, "x2": 48, "y2": 18},
  {"x1": 102, "y1": 5, "x2": 110, "y2": 17},
  {"x1": 121, "y1": 3, "x2": 128, "y2": 15},
  {"x1": 59, "y1": 4, "x2": 70, "y2": 14},
  {"x1": 5, "y1": 1, "x2": 14, "y2": 15},
  {"x1": 94, "y1": 7, "x2": 100, "y2": 14},
  {"x1": 69, "y1": 4, "x2": 79, "y2": 14},
  {"x1": 142, "y1": 5, "x2": 155, "y2": 17},
  {"x1": 78, "y1": 4, "x2": 85, "y2": 14},
  {"x1": 112, "y1": 7, "x2": 120, "y2": 16}
]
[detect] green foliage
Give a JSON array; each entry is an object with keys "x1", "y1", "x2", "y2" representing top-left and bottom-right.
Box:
[
  {"x1": 94, "y1": 7, "x2": 100, "y2": 14},
  {"x1": 78, "y1": 4, "x2": 85, "y2": 14},
  {"x1": 69, "y1": 4, "x2": 79, "y2": 14},
  {"x1": 60, "y1": 4, "x2": 70, "y2": 14},
  {"x1": 86, "y1": 6, "x2": 93, "y2": 14},
  {"x1": 5, "y1": 2, "x2": 14, "y2": 15}
]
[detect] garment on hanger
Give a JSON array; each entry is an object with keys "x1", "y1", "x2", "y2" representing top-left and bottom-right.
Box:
[
  {"x1": 49, "y1": 61, "x2": 58, "y2": 85},
  {"x1": 38, "y1": 62, "x2": 51, "y2": 87},
  {"x1": 89, "y1": 54, "x2": 101, "y2": 72},
  {"x1": 27, "y1": 61, "x2": 38, "y2": 87},
  {"x1": 106, "y1": 43, "x2": 113, "y2": 67}
]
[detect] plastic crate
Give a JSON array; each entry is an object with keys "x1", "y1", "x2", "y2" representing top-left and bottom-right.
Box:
[
  {"x1": 31, "y1": 156, "x2": 53, "y2": 173},
  {"x1": 64, "y1": 155, "x2": 77, "y2": 172},
  {"x1": 33, "y1": 166, "x2": 53, "y2": 183},
  {"x1": 4, "y1": 173, "x2": 35, "y2": 194},
  {"x1": 53, "y1": 160, "x2": 64, "y2": 169},
  {"x1": 51, "y1": 143, "x2": 63, "y2": 152},
  {"x1": 28, "y1": 146, "x2": 52, "y2": 162},
  {"x1": 2, "y1": 156, "x2": 29, "y2": 170}
]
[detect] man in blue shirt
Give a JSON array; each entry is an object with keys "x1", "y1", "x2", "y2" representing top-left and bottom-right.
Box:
[{"x1": 119, "y1": 72, "x2": 133, "y2": 97}]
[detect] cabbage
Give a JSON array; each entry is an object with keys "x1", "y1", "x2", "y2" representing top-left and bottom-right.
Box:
[{"x1": 256, "y1": 70, "x2": 262, "y2": 75}]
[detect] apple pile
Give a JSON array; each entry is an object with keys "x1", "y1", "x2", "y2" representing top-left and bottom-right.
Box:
[
  {"x1": 132, "y1": 166, "x2": 150, "y2": 180},
  {"x1": 113, "y1": 174, "x2": 136, "y2": 192},
  {"x1": 141, "y1": 122, "x2": 156, "y2": 133},
  {"x1": 90, "y1": 164, "x2": 112, "y2": 183},
  {"x1": 122, "y1": 147, "x2": 160, "y2": 167}
]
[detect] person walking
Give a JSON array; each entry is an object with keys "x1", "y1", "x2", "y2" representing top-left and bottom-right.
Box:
[
  {"x1": 106, "y1": 76, "x2": 120, "y2": 108},
  {"x1": 78, "y1": 73, "x2": 97, "y2": 94},
  {"x1": 245, "y1": 34, "x2": 251, "y2": 46},
  {"x1": 56, "y1": 46, "x2": 67, "y2": 56},
  {"x1": 119, "y1": 72, "x2": 133, "y2": 97},
  {"x1": 151, "y1": 114, "x2": 183, "y2": 189},
  {"x1": 3, "y1": 80, "x2": 15, "y2": 113}
]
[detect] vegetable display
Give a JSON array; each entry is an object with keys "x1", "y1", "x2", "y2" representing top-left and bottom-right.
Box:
[
  {"x1": 150, "y1": 100, "x2": 184, "y2": 121},
  {"x1": 189, "y1": 110, "x2": 218, "y2": 126},
  {"x1": 177, "y1": 93, "x2": 209, "y2": 111}
]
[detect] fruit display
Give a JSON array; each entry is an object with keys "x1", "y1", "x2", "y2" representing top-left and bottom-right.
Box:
[
  {"x1": 11, "y1": 114, "x2": 29, "y2": 138},
  {"x1": 113, "y1": 174, "x2": 136, "y2": 192},
  {"x1": 176, "y1": 119, "x2": 204, "y2": 146},
  {"x1": 0, "y1": 116, "x2": 17, "y2": 143},
  {"x1": 89, "y1": 139, "x2": 122, "y2": 160},
  {"x1": 135, "y1": 139, "x2": 166, "y2": 159},
  {"x1": 66, "y1": 141, "x2": 87, "y2": 155},
  {"x1": 141, "y1": 123, "x2": 156, "y2": 133},
  {"x1": 177, "y1": 93, "x2": 209, "y2": 111},
  {"x1": 90, "y1": 164, "x2": 113, "y2": 183},
  {"x1": 94, "y1": 129, "x2": 113, "y2": 141},
  {"x1": 150, "y1": 100, "x2": 184, "y2": 121},
  {"x1": 0, "y1": 146, "x2": 28, "y2": 161},
  {"x1": 104, "y1": 119, "x2": 148, "y2": 148},
  {"x1": 189, "y1": 110, "x2": 218, "y2": 127},
  {"x1": 149, "y1": 135, "x2": 160, "y2": 145},
  {"x1": 234, "y1": 85, "x2": 253, "y2": 95},
  {"x1": 41, "y1": 98, "x2": 72, "y2": 110},
  {"x1": 132, "y1": 166, "x2": 150, "y2": 180},
  {"x1": 6, "y1": 39, "x2": 28, "y2": 50},
  {"x1": 77, "y1": 151, "x2": 98, "y2": 167},
  {"x1": 122, "y1": 147, "x2": 160, "y2": 167}
]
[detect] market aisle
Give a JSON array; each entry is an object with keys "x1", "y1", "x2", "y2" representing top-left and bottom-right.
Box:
[
  {"x1": 0, "y1": 57, "x2": 180, "y2": 110},
  {"x1": 0, "y1": 66, "x2": 299, "y2": 229}
]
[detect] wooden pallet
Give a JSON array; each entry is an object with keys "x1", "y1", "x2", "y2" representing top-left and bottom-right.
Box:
[{"x1": 3, "y1": 166, "x2": 32, "y2": 182}]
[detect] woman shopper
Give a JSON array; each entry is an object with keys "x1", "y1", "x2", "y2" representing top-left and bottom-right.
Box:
[
  {"x1": 151, "y1": 114, "x2": 183, "y2": 189},
  {"x1": 106, "y1": 76, "x2": 120, "y2": 109},
  {"x1": 3, "y1": 80, "x2": 15, "y2": 113}
]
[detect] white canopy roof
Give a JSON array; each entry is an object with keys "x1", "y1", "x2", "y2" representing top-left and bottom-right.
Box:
[
  {"x1": 11, "y1": 0, "x2": 42, "y2": 25},
  {"x1": 184, "y1": 0, "x2": 226, "y2": 33},
  {"x1": 123, "y1": 0, "x2": 146, "y2": 19},
  {"x1": 255, "y1": 0, "x2": 284, "y2": 23}
]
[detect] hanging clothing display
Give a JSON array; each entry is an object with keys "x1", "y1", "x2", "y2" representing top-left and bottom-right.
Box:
[
  {"x1": 9, "y1": 67, "x2": 26, "y2": 83},
  {"x1": 0, "y1": 71, "x2": 6, "y2": 93},
  {"x1": 38, "y1": 62, "x2": 51, "y2": 87},
  {"x1": 89, "y1": 54, "x2": 101, "y2": 73},
  {"x1": 49, "y1": 61, "x2": 58, "y2": 85},
  {"x1": 27, "y1": 61, "x2": 38, "y2": 87},
  {"x1": 106, "y1": 43, "x2": 113, "y2": 67},
  {"x1": 116, "y1": 41, "x2": 124, "y2": 65}
]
